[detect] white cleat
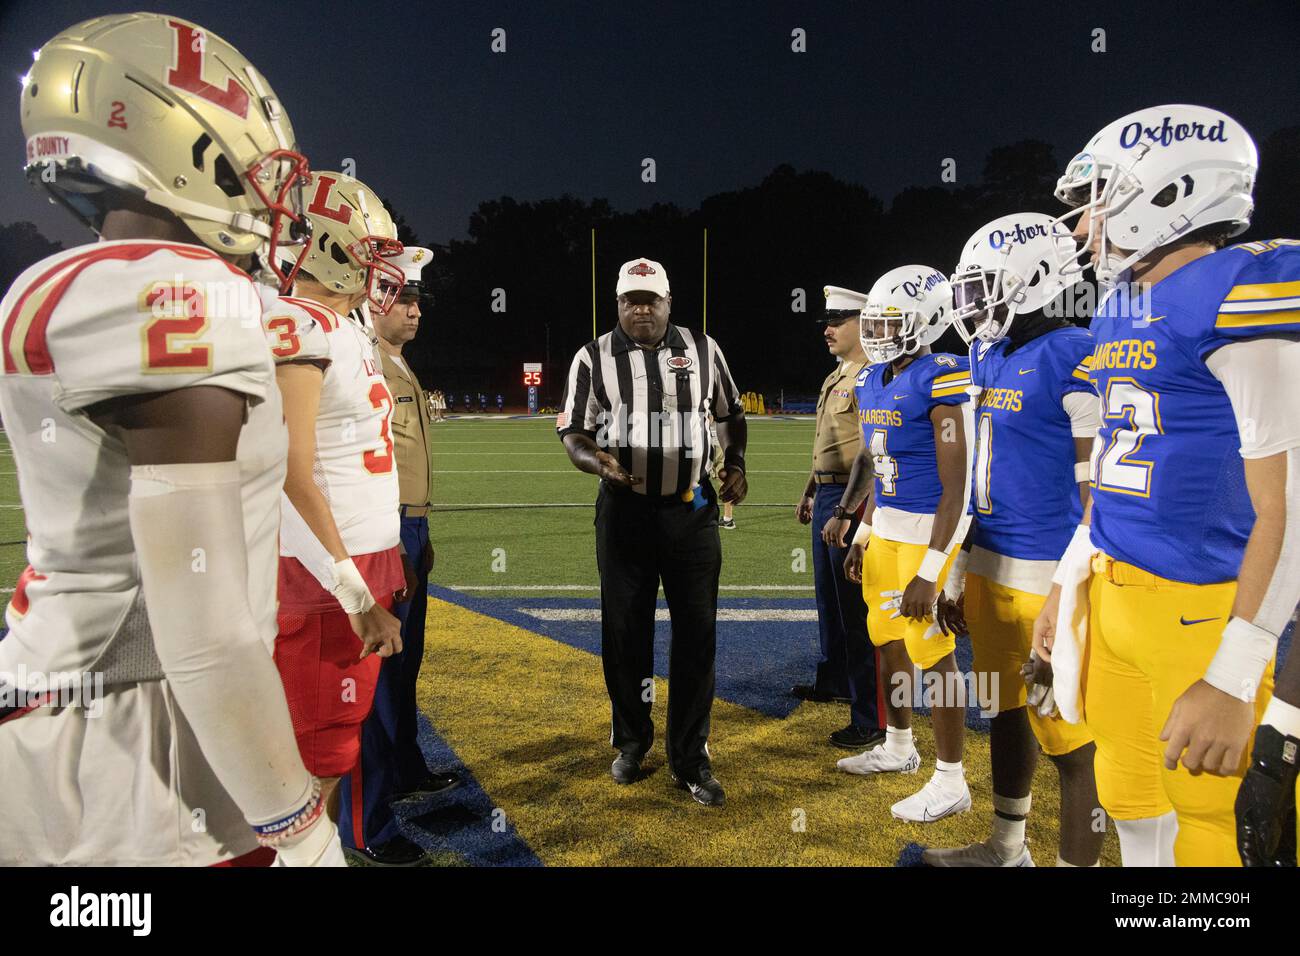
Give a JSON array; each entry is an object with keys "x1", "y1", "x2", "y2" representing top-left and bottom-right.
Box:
[
  {"x1": 890, "y1": 775, "x2": 972, "y2": 823},
  {"x1": 922, "y1": 838, "x2": 1035, "y2": 867},
  {"x1": 836, "y1": 744, "x2": 921, "y2": 776}
]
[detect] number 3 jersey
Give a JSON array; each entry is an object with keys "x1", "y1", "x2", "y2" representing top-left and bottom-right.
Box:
[
  {"x1": 967, "y1": 326, "x2": 1095, "y2": 563},
  {"x1": 261, "y1": 296, "x2": 399, "y2": 577},
  {"x1": 854, "y1": 353, "x2": 971, "y2": 542},
  {"x1": 1087, "y1": 240, "x2": 1300, "y2": 584},
  {"x1": 0, "y1": 241, "x2": 286, "y2": 685}
]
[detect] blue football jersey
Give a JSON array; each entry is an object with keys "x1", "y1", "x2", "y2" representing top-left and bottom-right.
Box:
[
  {"x1": 968, "y1": 326, "x2": 1095, "y2": 561},
  {"x1": 855, "y1": 352, "x2": 971, "y2": 514},
  {"x1": 1088, "y1": 239, "x2": 1300, "y2": 583}
]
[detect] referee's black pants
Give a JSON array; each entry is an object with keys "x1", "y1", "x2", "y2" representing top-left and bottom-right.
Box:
[{"x1": 595, "y1": 478, "x2": 721, "y2": 781}]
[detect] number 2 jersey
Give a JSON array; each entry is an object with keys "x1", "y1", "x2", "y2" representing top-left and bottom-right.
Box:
[
  {"x1": 261, "y1": 295, "x2": 400, "y2": 610},
  {"x1": 968, "y1": 326, "x2": 1095, "y2": 563},
  {"x1": 1087, "y1": 240, "x2": 1300, "y2": 584},
  {"x1": 0, "y1": 241, "x2": 286, "y2": 687},
  {"x1": 854, "y1": 353, "x2": 971, "y2": 543}
]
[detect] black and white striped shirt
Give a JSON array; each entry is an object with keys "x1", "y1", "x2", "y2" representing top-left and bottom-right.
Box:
[{"x1": 557, "y1": 324, "x2": 743, "y2": 496}]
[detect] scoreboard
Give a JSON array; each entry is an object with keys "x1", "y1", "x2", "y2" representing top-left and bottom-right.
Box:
[{"x1": 523, "y1": 362, "x2": 542, "y2": 414}]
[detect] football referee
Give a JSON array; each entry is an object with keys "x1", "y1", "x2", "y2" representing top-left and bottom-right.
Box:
[{"x1": 558, "y1": 257, "x2": 747, "y2": 807}]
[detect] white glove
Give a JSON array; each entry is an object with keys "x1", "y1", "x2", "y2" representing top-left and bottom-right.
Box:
[{"x1": 880, "y1": 589, "x2": 939, "y2": 623}]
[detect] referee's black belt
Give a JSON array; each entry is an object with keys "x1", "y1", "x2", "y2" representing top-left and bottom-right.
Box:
[
  {"x1": 813, "y1": 472, "x2": 849, "y2": 485},
  {"x1": 400, "y1": 504, "x2": 430, "y2": 517},
  {"x1": 604, "y1": 481, "x2": 710, "y2": 506}
]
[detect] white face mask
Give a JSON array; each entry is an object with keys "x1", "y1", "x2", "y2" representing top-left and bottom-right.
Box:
[{"x1": 859, "y1": 310, "x2": 916, "y2": 365}]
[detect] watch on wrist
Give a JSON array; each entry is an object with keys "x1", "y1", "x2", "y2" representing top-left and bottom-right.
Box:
[{"x1": 832, "y1": 505, "x2": 849, "y2": 520}]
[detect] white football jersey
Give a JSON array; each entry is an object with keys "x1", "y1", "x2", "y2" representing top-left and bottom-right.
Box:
[
  {"x1": 0, "y1": 240, "x2": 287, "y2": 691},
  {"x1": 267, "y1": 295, "x2": 399, "y2": 563}
]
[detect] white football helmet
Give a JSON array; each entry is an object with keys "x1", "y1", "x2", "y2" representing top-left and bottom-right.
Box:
[
  {"x1": 950, "y1": 213, "x2": 1082, "y2": 343},
  {"x1": 1052, "y1": 104, "x2": 1256, "y2": 284},
  {"x1": 859, "y1": 265, "x2": 953, "y2": 365}
]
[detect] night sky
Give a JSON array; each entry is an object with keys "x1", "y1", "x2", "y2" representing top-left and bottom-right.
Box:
[{"x1": 3, "y1": 0, "x2": 1299, "y2": 250}]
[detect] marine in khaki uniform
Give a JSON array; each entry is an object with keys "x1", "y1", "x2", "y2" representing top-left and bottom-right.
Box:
[
  {"x1": 790, "y1": 286, "x2": 882, "y2": 748},
  {"x1": 337, "y1": 246, "x2": 460, "y2": 866}
]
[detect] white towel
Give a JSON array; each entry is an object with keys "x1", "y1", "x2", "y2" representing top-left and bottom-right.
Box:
[{"x1": 1052, "y1": 544, "x2": 1095, "y2": 725}]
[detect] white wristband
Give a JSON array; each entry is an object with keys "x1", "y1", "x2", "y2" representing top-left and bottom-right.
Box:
[
  {"x1": 1260, "y1": 696, "x2": 1300, "y2": 739},
  {"x1": 852, "y1": 522, "x2": 871, "y2": 546},
  {"x1": 1051, "y1": 524, "x2": 1093, "y2": 587},
  {"x1": 1203, "y1": 617, "x2": 1278, "y2": 702},
  {"x1": 943, "y1": 547, "x2": 969, "y2": 600},
  {"x1": 330, "y1": 558, "x2": 376, "y2": 615},
  {"x1": 1074, "y1": 461, "x2": 1091, "y2": 483},
  {"x1": 917, "y1": 548, "x2": 948, "y2": 583}
]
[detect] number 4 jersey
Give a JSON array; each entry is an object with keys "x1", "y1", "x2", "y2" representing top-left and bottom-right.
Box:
[
  {"x1": 1087, "y1": 240, "x2": 1300, "y2": 584},
  {"x1": 0, "y1": 240, "x2": 286, "y2": 681},
  {"x1": 261, "y1": 296, "x2": 399, "y2": 579},
  {"x1": 854, "y1": 352, "x2": 971, "y2": 542}
]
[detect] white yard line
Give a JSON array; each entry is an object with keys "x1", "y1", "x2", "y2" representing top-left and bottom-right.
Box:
[
  {"x1": 444, "y1": 584, "x2": 814, "y2": 591},
  {"x1": 433, "y1": 441, "x2": 812, "y2": 446},
  {"x1": 438, "y1": 417, "x2": 816, "y2": 424},
  {"x1": 432, "y1": 469, "x2": 809, "y2": 474},
  {"x1": 436, "y1": 455, "x2": 811, "y2": 457},
  {"x1": 521, "y1": 608, "x2": 816, "y2": 622}
]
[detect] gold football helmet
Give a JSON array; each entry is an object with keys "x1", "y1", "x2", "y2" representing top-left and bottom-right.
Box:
[
  {"x1": 21, "y1": 13, "x2": 311, "y2": 290},
  {"x1": 297, "y1": 171, "x2": 404, "y2": 314}
]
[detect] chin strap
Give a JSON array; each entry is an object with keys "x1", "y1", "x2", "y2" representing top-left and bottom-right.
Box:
[{"x1": 142, "y1": 187, "x2": 272, "y2": 240}]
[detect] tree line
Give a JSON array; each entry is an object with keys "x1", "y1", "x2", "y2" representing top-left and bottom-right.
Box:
[{"x1": 3, "y1": 128, "x2": 1296, "y2": 405}]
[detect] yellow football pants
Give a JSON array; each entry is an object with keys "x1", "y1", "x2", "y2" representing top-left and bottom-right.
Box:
[
  {"x1": 965, "y1": 573, "x2": 1094, "y2": 756},
  {"x1": 1082, "y1": 552, "x2": 1274, "y2": 867},
  {"x1": 863, "y1": 533, "x2": 956, "y2": 670}
]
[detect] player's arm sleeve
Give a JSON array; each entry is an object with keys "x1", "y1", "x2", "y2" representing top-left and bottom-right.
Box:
[
  {"x1": 49, "y1": 255, "x2": 270, "y2": 414},
  {"x1": 1206, "y1": 337, "x2": 1300, "y2": 459},
  {"x1": 1206, "y1": 337, "x2": 1300, "y2": 640},
  {"x1": 710, "y1": 339, "x2": 744, "y2": 421},
  {"x1": 557, "y1": 346, "x2": 601, "y2": 439},
  {"x1": 1062, "y1": 390, "x2": 1102, "y2": 438}
]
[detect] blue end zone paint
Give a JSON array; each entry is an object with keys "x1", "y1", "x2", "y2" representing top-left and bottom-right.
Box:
[
  {"x1": 395, "y1": 710, "x2": 542, "y2": 867},
  {"x1": 427, "y1": 585, "x2": 993, "y2": 730},
  {"x1": 895, "y1": 843, "x2": 927, "y2": 867}
]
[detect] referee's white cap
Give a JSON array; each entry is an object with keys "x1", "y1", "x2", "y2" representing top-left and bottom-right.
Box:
[{"x1": 616, "y1": 258, "x2": 670, "y2": 298}]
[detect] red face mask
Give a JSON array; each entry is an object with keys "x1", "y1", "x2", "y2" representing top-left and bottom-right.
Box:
[
  {"x1": 348, "y1": 235, "x2": 405, "y2": 314},
  {"x1": 245, "y1": 148, "x2": 313, "y2": 293}
]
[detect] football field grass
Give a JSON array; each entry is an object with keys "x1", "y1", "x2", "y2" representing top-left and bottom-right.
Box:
[{"x1": 425, "y1": 414, "x2": 818, "y2": 597}]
